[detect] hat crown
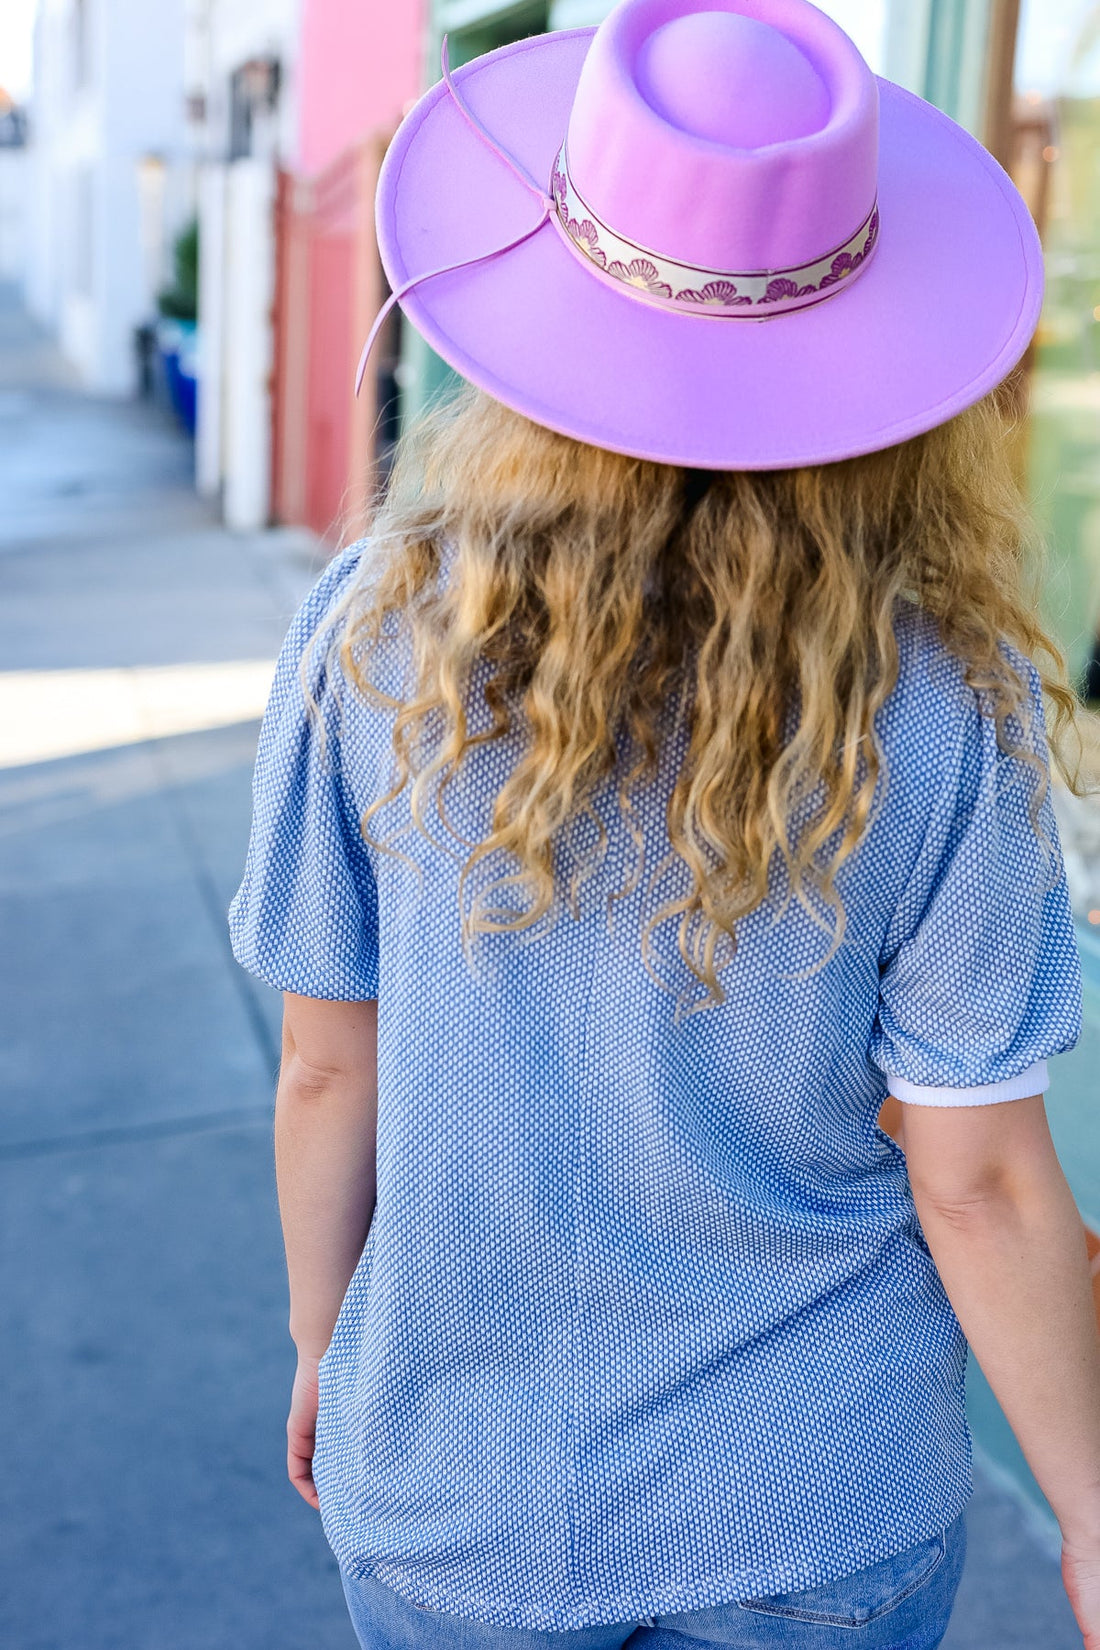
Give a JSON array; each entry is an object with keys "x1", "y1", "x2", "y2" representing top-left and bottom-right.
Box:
[
  {"x1": 564, "y1": 0, "x2": 879, "y2": 274},
  {"x1": 636, "y1": 12, "x2": 830, "y2": 148}
]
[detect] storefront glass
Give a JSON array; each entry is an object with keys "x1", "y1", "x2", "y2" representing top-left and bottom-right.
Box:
[
  {"x1": 1013, "y1": 1, "x2": 1100, "y2": 691},
  {"x1": 962, "y1": 3, "x2": 1100, "y2": 1531}
]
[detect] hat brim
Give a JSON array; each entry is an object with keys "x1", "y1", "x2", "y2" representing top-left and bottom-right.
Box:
[{"x1": 375, "y1": 28, "x2": 1044, "y2": 470}]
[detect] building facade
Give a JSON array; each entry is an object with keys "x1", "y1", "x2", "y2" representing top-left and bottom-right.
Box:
[
  {"x1": 268, "y1": 0, "x2": 426, "y2": 543},
  {"x1": 24, "y1": 0, "x2": 191, "y2": 394},
  {"x1": 189, "y1": 0, "x2": 425, "y2": 534},
  {"x1": 0, "y1": 90, "x2": 28, "y2": 284},
  {"x1": 186, "y1": 0, "x2": 302, "y2": 529}
]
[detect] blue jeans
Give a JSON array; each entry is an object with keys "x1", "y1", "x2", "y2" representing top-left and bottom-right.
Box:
[{"x1": 340, "y1": 1511, "x2": 967, "y2": 1649}]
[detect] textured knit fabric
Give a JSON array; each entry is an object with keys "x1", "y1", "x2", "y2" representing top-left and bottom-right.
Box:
[{"x1": 229, "y1": 541, "x2": 1082, "y2": 1632}]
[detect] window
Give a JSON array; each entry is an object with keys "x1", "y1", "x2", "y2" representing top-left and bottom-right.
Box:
[
  {"x1": 228, "y1": 57, "x2": 281, "y2": 162},
  {"x1": 446, "y1": 2, "x2": 551, "y2": 66},
  {"x1": 1004, "y1": 0, "x2": 1100, "y2": 695}
]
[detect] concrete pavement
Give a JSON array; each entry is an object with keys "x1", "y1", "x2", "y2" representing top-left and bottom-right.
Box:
[
  {"x1": 0, "y1": 286, "x2": 357, "y2": 1649},
  {"x1": 0, "y1": 281, "x2": 1084, "y2": 1647}
]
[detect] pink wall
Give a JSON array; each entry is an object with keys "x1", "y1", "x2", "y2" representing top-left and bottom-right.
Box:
[{"x1": 296, "y1": 0, "x2": 426, "y2": 177}]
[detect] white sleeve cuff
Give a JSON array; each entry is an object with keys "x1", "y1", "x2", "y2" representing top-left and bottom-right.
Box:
[{"x1": 886, "y1": 1059, "x2": 1049, "y2": 1107}]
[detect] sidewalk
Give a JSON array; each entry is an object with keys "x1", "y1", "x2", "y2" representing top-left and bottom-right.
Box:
[
  {"x1": 0, "y1": 285, "x2": 358, "y2": 1650},
  {"x1": 0, "y1": 282, "x2": 1083, "y2": 1648}
]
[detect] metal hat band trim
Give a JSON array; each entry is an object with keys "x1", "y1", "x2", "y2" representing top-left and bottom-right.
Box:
[{"x1": 550, "y1": 142, "x2": 880, "y2": 318}]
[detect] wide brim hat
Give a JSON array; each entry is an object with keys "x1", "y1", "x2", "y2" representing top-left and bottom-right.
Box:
[{"x1": 369, "y1": 0, "x2": 1044, "y2": 470}]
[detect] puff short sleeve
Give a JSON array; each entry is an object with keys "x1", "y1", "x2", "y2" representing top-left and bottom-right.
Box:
[
  {"x1": 871, "y1": 654, "x2": 1082, "y2": 1106},
  {"x1": 228, "y1": 544, "x2": 379, "y2": 1000}
]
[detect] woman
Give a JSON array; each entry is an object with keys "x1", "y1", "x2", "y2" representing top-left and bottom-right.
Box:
[{"x1": 230, "y1": 2, "x2": 1100, "y2": 1645}]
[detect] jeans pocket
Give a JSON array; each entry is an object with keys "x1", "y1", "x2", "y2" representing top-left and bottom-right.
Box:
[{"x1": 736, "y1": 1527, "x2": 948, "y2": 1627}]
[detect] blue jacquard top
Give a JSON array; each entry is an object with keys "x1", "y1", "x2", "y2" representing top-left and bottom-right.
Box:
[{"x1": 229, "y1": 541, "x2": 1082, "y2": 1631}]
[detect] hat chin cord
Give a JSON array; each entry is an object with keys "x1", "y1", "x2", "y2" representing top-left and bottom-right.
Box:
[{"x1": 354, "y1": 35, "x2": 557, "y2": 398}]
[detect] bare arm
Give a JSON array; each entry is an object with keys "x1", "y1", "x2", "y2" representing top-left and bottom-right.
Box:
[
  {"x1": 274, "y1": 993, "x2": 378, "y2": 1511},
  {"x1": 275, "y1": 992, "x2": 379, "y2": 1359},
  {"x1": 903, "y1": 1092, "x2": 1100, "y2": 1644}
]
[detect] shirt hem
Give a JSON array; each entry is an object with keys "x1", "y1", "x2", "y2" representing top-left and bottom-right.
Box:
[
  {"x1": 340, "y1": 1482, "x2": 974, "y2": 1633},
  {"x1": 227, "y1": 940, "x2": 379, "y2": 1002}
]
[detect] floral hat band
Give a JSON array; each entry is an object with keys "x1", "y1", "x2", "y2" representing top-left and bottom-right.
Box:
[{"x1": 549, "y1": 142, "x2": 880, "y2": 318}]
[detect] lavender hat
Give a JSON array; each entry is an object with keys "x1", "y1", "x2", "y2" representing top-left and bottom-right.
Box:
[{"x1": 360, "y1": 0, "x2": 1044, "y2": 470}]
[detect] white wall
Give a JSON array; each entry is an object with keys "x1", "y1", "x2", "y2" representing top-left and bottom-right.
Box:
[
  {"x1": 186, "y1": 0, "x2": 301, "y2": 162},
  {"x1": 23, "y1": 0, "x2": 70, "y2": 329},
  {"x1": 25, "y1": 0, "x2": 190, "y2": 393},
  {"x1": 0, "y1": 150, "x2": 29, "y2": 282},
  {"x1": 195, "y1": 162, "x2": 226, "y2": 500},
  {"x1": 185, "y1": 0, "x2": 303, "y2": 523},
  {"x1": 221, "y1": 157, "x2": 275, "y2": 530}
]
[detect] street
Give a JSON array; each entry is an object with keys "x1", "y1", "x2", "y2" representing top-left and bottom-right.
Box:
[{"x1": 0, "y1": 280, "x2": 1083, "y2": 1648}]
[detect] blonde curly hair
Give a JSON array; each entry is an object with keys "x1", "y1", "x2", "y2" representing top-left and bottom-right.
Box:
[{"x1": 321, "y1": 381, "x2": 1083, "y2": 1012}]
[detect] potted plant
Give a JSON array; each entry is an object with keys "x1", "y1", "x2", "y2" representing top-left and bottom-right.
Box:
[{"x1": 156, "y1": 218, "x2": 199, "y2": 434}]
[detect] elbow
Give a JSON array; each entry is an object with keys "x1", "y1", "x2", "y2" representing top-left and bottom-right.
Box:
[
  {"x1": 911, "y1": 1180, "x2": 1014, "y2": 1232},
  {"x1": 278, "y1": 1049, "x2": 347, "y2": 1103},
  {"x1": 908, "y1": 1160, "x2": 1054, "y2": 1233}
]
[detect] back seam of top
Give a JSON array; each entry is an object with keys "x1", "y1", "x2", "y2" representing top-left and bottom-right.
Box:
[{"x1": 569, "y1": 918, "x2": 603, "y2": 1615}]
